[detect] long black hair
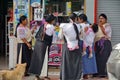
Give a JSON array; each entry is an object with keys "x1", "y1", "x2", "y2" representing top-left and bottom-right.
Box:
[
  {"x1": 99, "y1": 13, "x2": 107, "y2": 20},
  {"x1": 69, "y1": 13, "x2": 77, "y2": 22},
  {"x1": 45, "y1": 14, "x2": 56, "y2": 23},
  {"x1": 78, "y1": 13, "x2": 87, "y2": 22}
]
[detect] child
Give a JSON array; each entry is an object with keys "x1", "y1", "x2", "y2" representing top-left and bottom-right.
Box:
[{"x1": 82, "y1": 23, "x2": 98, "y2": 58}]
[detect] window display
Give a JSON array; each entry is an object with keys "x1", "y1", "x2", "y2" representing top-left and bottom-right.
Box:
[{"x1": 45, "y1": 0, "x2": 84, "y2": 16}]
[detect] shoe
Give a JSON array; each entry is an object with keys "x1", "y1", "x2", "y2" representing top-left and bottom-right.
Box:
[
  {"x1": 35, "y1": 76, "x2": 44, "y2": 80},
  {"x1": 82, "y1": 51, "x2": 86, "y2": 56},
  {"x1": 83, "y1": 74, "x2": 89, "y2": 79},
  {"x1": 88, "y1": 53, "x2": 93, "y2": 58},
  {"x1": 24, "y1": 73, "x2": 30, "y2": 77},
  {"x1": 44, "y1": 76, "x2": 50, "y2": 80}
]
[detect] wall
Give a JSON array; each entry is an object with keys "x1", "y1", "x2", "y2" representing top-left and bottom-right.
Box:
[{"x1": 85, "y1": 0, "x2": 94, "y2": 23}]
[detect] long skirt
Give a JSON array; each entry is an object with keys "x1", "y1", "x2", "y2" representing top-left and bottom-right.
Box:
[
  {"x1": 95, "y1": 39, "x2": 112, "y2": 76},
  {"x1": 60, "y1": 43, "x2": 82, "y2": 80},
  {"x1": 79, "y1": 40, "x2": 97, "y2": 75},
  {"x1": 17, "y1": 42, "x2": 32, "y2": 73},
  {"x1": 29, "y1": 40, "x2": 47, "y2": 75}
]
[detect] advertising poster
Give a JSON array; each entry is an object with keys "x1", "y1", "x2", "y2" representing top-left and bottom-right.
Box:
[
  {"x1": 66, "y1": 2, "x2": 72, "y2": 16},
  {"x1": 48, "y1": 24, "x2": 63, "y2": 66},
  {"x1": 13, "y1": 0, "x2": 30, "y2": 32},
  {"x1": 34, "y1": 8, "x2": 43, "y2": 21},
  {"x1": 31, "y1": 0, "x2": 41, "y2": 7},
  {"x1": 48, "y1": 44, "x2": 62, "y2": 66}
]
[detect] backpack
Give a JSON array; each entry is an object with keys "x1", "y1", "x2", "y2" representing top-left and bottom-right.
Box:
[{"x1": 35, "y1": 24, "x2": 45, "y2": 41}]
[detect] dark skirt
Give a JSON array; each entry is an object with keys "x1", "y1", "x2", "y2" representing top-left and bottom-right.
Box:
[
  {"x1": 95, "y1": 39, "x2": 112, "y2": 76},
  {"x1": 17, "y1": 42, "x2": 32, "y2": 73},
  {"x1": 28, "y1": 40, "x2": 48, "y2": 75},
  {"x1": 60, "y1": 43, "x2": 82, "y2": 80}
]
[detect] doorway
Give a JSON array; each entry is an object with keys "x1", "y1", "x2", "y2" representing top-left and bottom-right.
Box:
[{"x1": 0, "y1": 0, "x2": 13, "y2": 56}]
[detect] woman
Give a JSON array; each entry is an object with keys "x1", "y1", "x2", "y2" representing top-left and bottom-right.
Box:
[
  {"x1": 59, "y1": 13, "x2": 82, "y2": 80},
  {"x1": 29, "y1": 14, "x2": 56, "y2": 80},
  {"x1": 78, "y1": 14, "x2": 97, "y2": 79},
  {"x1": 94, "y1": 13, "x2": 112, "y2": 77},
  {"x1": 17, "y1": 15, "x2": 32, "y2": 76}
]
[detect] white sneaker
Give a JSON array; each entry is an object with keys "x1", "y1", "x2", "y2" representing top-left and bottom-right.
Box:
[
  {"x1": 88, "y1": 53, "x2": 93, "y2": 58},
  {"x1": 82, "y1": 51, "x2": 86, "y2": 56}
]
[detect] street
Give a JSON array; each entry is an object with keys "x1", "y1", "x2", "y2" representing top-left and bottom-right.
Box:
[{"x1": 0, "y1": 56, "x2": 108, "y2": 80}]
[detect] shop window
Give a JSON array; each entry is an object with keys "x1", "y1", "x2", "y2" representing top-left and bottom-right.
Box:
[{"x1": 45, "y1": 0, "x2": 84, "y2": 16}]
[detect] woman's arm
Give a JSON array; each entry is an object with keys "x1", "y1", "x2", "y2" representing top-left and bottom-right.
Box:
[
  {"x1": 21, "y1": 38, "x2": 32, "y2": 49},
  {"x1": 104, "y1": 23, "x2": 112, "y2": 39},
  {"x1": 101, "y1": 27, "x2": 107, "y2": 35},
  {"x1": 31, "y1": 25, "x2": 37, "y2": 34}
]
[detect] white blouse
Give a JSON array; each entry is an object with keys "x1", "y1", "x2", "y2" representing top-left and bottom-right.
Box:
[
  {"x1": 45, "y1": 24, "x2": 55, "y2": 36},
  {"x1": 103, "y1": 23, "x2": 112, "y2": 40},
  {"x1": 84, "y1": 27, "x2": 95, "y2": 47},
  {"x1": 95, "y1": 23, "x2": 112, "y2": 42},
  {"x1": 17, "y1": 26, "x2": 32, "y2": 43},
  {"x1": 59, "y1": 23, "x2": 81, "y2": 50}
]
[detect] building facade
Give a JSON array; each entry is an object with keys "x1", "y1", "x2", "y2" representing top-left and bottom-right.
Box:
[
  {"x1": 85, "y1": 0, "x2": 120, "y2": 46},
  {"x1": 1, "y1": 0, "x2": 120, "y2": 56}
]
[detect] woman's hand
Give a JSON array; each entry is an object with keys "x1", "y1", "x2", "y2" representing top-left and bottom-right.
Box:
[
  {"x1": 22, "y1": 38, "x2": 32, "y2": 49},
  {"x1": 27, "y1": 43, "x2": 32, "y2": 49},
  {"x1": 99, "y1": 24, "x2": 107, "y2": 35}
]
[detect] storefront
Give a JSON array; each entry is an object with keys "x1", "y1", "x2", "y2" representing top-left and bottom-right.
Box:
[
  {"x1": 97, "y1": 0, "x2": 120, "y2": 46},
  {"x1": 30, "y1": 0, "x2": 84, "y2": 23},
  {"x1": 0, "y1": 0, "x2": 13, "y2": 56},
  {"x1": 85, "y1": 0, "x2": 120, "y2": 46},
  {"x1": 4, "y1": 0, "x2": 85, "y2": 68},
  {"x1": 44, "y1": 0, "x2": 83, "y2": 15}
]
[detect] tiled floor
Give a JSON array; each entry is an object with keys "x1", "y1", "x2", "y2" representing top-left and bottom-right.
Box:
[
  {"x1": 0, "y1": 56, "x2": 108, "y2": 80},
  {"x1": 0, "y1": 56, "x2": 8, "y2": 69}
]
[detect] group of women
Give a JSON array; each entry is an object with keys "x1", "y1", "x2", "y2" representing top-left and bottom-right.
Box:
[{"x1": 16, "y1": 13, "x2": 112, "y2": 80}]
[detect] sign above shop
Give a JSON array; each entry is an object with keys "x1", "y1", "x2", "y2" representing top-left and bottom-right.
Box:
[
  {"x1": 34, "y1": 8, "x2": 43, "y2": 21},
  {"x1": 31, "y1": 0, "x2": 41, "y2": 7}
]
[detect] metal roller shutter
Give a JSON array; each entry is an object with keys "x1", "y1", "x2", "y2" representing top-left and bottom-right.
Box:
[{"x1": 97, "y1": 0, "x2": 120, "y2": 46}]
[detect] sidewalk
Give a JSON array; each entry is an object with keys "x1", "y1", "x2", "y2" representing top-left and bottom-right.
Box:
[{"x1": 0, "y1": 56, "x2": 108, "y2": 80}]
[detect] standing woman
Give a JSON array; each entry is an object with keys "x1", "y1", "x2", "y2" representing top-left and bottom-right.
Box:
[
  {"x1": 59, "y1": 13, "x2": 82, "y2": 80},
  {"x1": 17, "y1": 15, "x2": 32, "y2": 76},
  {"x1": 94, "y1": 13, "x2": 112, "y2": 77},
  {"x1": 78, "y1": 14, "x2": 97, "y2": 79},
  {"x1": 29, "y1": 14, "x2": 56, "y2": 80}
]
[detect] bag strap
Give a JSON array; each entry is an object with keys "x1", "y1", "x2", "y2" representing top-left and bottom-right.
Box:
[
  {"x1": 73, "y1": 23, "x2": 80, "y2": 40},
  {"x1": 41, "y1": 23, "x2": 47, "y2": 41}
]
